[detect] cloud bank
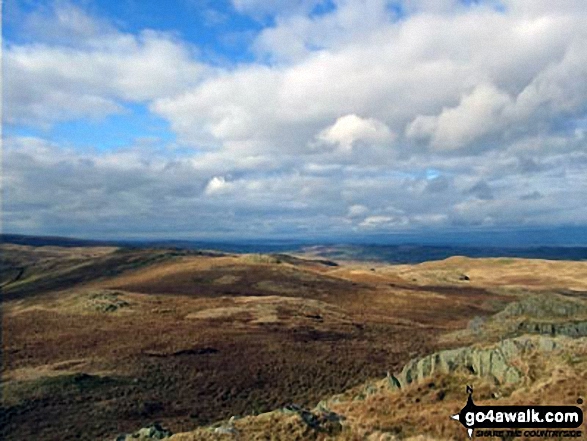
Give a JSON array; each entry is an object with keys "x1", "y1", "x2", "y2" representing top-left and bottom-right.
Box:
[{"x1": 3, "y1": 0, "x2": 587, "y2": 240}]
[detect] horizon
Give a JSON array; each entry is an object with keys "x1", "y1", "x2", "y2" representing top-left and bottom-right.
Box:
[
  {"x1": 4, "y1": 225, "x2": 587, "y2": 248},
  {"x1": 3, "y1": 1, "x2": 587, "y2": 240}
]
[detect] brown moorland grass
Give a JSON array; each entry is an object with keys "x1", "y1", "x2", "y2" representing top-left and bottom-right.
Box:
[
  {"x1": 2, "y1": 244, "x2": 586, "y2": 440},
  {"x1": 169, "y1": 336, "x2": 587, "y2": 441}
]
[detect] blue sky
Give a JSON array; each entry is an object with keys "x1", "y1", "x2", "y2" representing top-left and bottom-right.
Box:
[
  {"x1": 3, "y1": 0, "x2": 587, "y2": 243},
  {"x1": 4, "y1": 0, "x2": 264, "y2": 57}
]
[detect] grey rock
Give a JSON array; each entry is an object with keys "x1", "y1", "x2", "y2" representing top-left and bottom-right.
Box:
[
  {"x1": 388, "y1": 336, "x2": 562, "y2": 390},
  {"x1": 386, "y1": 372, "x2": 401, "y2": 390},
  {"x1": 284, "y1": 404, "x2": 344, "y2": 434},
  {"x1": 496, "y1": 295, "x2": 587, "y2": 320},
  {"x1": 517, "y1": 320, "x2": 587, "y2": 337},
  {"x1": 467, "y1": 316, "x2": 485, "y2": 334},
  {"x1": 116, "y1": 423, "x2": 172, "y2": 440},
  {"x1": 214, "y1": 426, "x2": 238, "y2": 436}
]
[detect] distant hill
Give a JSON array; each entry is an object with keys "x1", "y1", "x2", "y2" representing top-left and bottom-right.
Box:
[
  {"x1": 1, "y1": 233, "x2": 121, "y2": 248},
  {"x1": 2, "y1": 233, "x2": 587, "y2": 263},
  {"x1": 0, "y1": 234, "x2": 299, "y2": 254},
  {"x1": 300, "y1": 244, "x2": 587, "y2": 264}
]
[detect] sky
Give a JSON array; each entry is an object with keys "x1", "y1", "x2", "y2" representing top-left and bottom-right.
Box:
[{"x1": 2, "y1": 0, "x2": 587, "y2": 243}]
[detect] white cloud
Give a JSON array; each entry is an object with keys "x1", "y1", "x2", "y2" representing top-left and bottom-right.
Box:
[
  {"x1": 19, "y1": 1, "x2": 116, "y2": 43},
  {"x1": 347, "y1": 204, "x2": 369, "y2": 218},
  {"x1": 406, "y1": 84, "x2": 513, "y2": 150},
  {"x1": 4, "y1": 132, "x2": 587, "y2": 238},
  {"x1": 4, "y1": 4, "x2": 206, "y2": 126},
  {"x1": 150, "y1": 1, "x2": 587, "y2": 160},
  {"x1": 359, "y1": 215, "x2": 409, "y2": 229},
  {"x1": 204, "y1": 176, "x2": 234, "y2": 196},
  {"x1": 316, "y1": 114, "x2": 394, "y2": 151},
  {"x1": 4, "y1": 1, "x2": 587, "y2": 238}
]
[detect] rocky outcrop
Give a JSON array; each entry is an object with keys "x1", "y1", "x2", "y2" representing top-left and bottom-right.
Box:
[
  {"x1": 281, "y1": 404, "x2": 345, "y2": 434},
  {"x1": 516, "y1": 320, "x2": 587, "y2": 337},
  {"x1": 115, "y1": 423, "x2": 172, "y2": 440},
  {"x1": 495, "y1": 294, "x2": 587, "y2": 320},
  {"x1": 382, "y1": 336, "x2": 560, "y2": 392},
  {"x1": 88, "y1": 291, "x2": 130, "y2": 313},
  {"x1": 456, "y1": 294, "x2": 587, "y2": 340}
]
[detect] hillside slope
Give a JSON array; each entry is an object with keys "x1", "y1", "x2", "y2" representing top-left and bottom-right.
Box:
[{"x1": 2, "y1": 244, "x2": 586, "y2": 440}]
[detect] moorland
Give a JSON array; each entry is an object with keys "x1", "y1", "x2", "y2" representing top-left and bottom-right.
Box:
[{"x1": 1, "y1": 239, "x2": 586, "y2": 440}]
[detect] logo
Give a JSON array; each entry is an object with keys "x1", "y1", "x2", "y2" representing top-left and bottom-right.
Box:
[{"x1": 450, "y1": 386, "x2": 584, "y2": 439}]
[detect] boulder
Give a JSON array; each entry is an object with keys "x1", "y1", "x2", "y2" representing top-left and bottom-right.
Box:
[
  {"x1": 283, "y1": 403, "x2": 344, "y2": 434},
  {"x1": 115, "y1": 423, "x2": 172, "y2": 440},
  {"x1": 388, "y1": 336, "x2": 560, "y2": 390}
]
